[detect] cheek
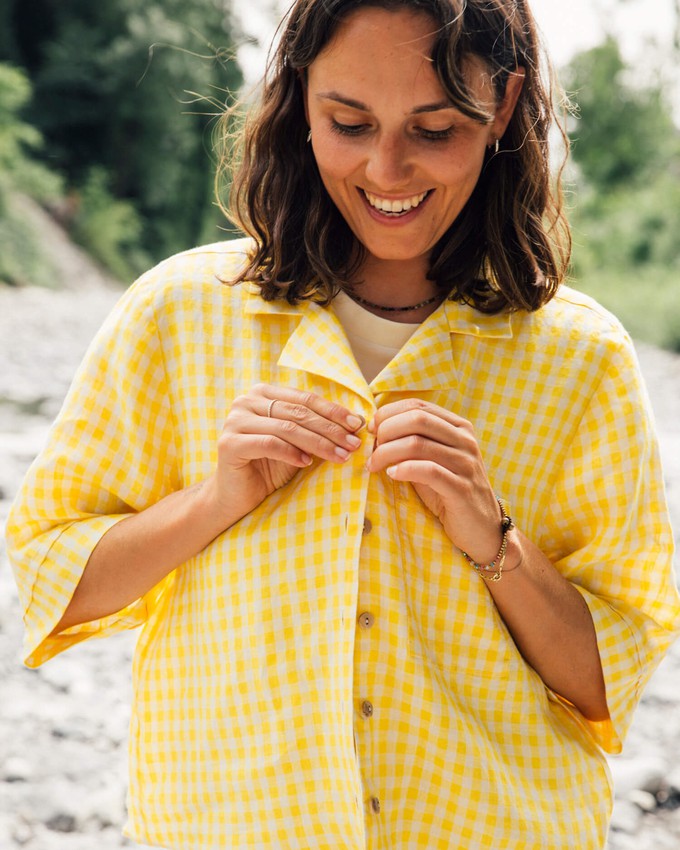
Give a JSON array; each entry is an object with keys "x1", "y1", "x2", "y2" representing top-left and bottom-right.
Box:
[
  {"x1": 436, "y1": 151, "x2": 486, "y2": 199},
  {"x1": 313, "y1": 135, "x2": 364, "y2": 183}
]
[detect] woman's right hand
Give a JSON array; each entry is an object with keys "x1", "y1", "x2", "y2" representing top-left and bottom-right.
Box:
[
  {"x1": 50, "y1": 385, "x2": 365, "y2": 632},
  {"x1": 204, "y1": 383, "x2": 366, "y2": 523}
]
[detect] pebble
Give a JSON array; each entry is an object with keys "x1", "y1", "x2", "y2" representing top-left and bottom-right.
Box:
[
  {"x1": 1, "y1": 757, "x2": 34, "y2": 783},
  {"x1": 610, "y1": 799, "x2": 644, "y2": 835},
  {"x1": 627, "y1": 790, "x2": 658, "y2": 813},
  {"x1": 0, "y1": 282, "x2": 679, "y2": 850},
  {"x1": 608, "y1": 755, "x2": 668, "y2": 797},
  {"x1": 45, "y1": 813, "x2": 78, "y2": 834}
]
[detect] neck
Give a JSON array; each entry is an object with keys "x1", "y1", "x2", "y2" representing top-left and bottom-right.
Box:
[{"x1": 347, "y1": 255, "x2": 443, "y2": 323}]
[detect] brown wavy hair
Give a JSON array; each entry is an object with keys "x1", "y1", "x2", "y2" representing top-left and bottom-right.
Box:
[{"x1": 219, "y1": 0, "x2": 571, "y2": 313}]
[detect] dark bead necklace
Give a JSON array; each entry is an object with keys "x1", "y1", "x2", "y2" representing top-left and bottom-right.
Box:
[{"x1": 345, "y1": 290, "x2": 441, "y2": 313}]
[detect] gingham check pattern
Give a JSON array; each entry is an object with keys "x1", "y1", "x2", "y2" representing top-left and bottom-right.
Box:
[{"x1": 7, "y1": 239, "x2": 680, "y2": 849}]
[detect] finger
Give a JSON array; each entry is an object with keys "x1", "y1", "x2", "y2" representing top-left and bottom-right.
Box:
[
  {"x1": 232, "y1": 412, "x2": 359, "y2": 464},
  {"x1": 254, "y1": 384, "x2": 365, "y2": 432},
  {"x1": 385, "y1": 459, "x2": 459, "y2": 492},
  {"x1": 370, "y1": 398, "x2": 471, "y2": 435},
  {"x1": 220, "y1": 433, "x2": 313, "y2": 469},
  {"x1": 369, "y1": 438, "x2": 474, "y2": 476},
  {"x1": 260, "y1": 397, "x2": 364, "y2": 453},
  {"x1": 372, "y1": 408, "x2": 475, "y2": 451}
]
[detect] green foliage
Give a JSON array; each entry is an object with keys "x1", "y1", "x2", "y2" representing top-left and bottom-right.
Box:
[
  {"x1": 72, "y1": 168, "x2": 150, "y2": 282},
  {"x1": 0, "y1": 63, "x2": 62, "y2": 201},
  {"x1": 570, "y1": 173, "x2": 680, "y2": 274},
  {"x1": 564, "y1": 38, "x2": 678, "y2": 191},
  {"x1": 571, "y1": 264, "x2": 680, "y2": 353},
  {"x1": 564, "y1": 36, "x2": 680, "y2": 351},
  {"x1": 0, "y1": 195, "x2": 59, "y2": 288},
  {"x1": 4, "y1": 0, "x2": 243, "y2": 269},
  {"x1": 0, "y1": 63, "x2": 63, "y2": 286}
]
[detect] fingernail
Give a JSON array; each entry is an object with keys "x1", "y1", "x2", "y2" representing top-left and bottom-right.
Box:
[
  {"x1": 386, "y1": 465, "x2": 398, "y2": 478},
  {"x1": 301, "y1": 453, "x2": 313, "y2": 465},
  {"x1": 334, "y1": 446, "x2": 350, "y2": 461},
  {"x1": 367, "y1": 419, "x2": 375, "y2": 433},
  {"x1": 346, "y1": 414, "x2": 364, "y2": 431},
  {"x1": 346, "y1": 434, "x2": 362, "y2": 449}
]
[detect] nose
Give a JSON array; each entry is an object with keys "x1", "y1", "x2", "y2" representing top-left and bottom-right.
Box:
[{"x1": 364, "y1": 132, "x2": 413, "y2": 190}]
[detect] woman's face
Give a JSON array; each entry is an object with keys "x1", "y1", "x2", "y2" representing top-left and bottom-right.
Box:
[{"x1": 304, "y1": 6, "x2": 523, "y2": 270}]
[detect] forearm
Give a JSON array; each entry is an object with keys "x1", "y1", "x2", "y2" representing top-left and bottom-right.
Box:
[
  {"x1": 52, "y1": 476, "x2": 246, "y2": 634},
  {"x1": 483, "y1": 529, "x2": 609, "y2": 722}
]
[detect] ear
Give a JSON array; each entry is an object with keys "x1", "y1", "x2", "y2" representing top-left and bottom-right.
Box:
[{"x1": 490, "y1": 68, "x2": 525, "y2": 143}]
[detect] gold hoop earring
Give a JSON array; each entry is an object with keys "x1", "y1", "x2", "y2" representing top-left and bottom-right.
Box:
[{"x1": 307, "y1": 130, "x2": 312, "y2": 143}]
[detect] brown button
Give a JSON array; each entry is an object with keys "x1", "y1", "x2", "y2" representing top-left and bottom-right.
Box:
[
  {"x1": 358, "y1": 611, "x2": 375, "y2": 629},
  {"x1": 361, "y1": 700, "x2": 374, "y2": 718},
  {"x1": 370, "y1": 797, "x2": 381, "y2": 814},
  {"x1": 362, "y1": 517, "x2": 372, "y2": 535}
]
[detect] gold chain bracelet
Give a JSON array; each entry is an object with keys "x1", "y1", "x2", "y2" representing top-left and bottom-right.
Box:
[{"x1": 461, "y1": 497, "x2": 514, "y2": 582}]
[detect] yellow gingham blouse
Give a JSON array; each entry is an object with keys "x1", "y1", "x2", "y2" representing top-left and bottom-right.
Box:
[{"x1": 7, "y1": 239, "x2": 680, "y2": 849}]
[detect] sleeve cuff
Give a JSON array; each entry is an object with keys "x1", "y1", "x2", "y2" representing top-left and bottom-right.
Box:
[
  {"x1": 551, "y1": 583, "x2": 675, "y2": 754},
  {"x1": 21, "y1": 514, "x2": 140, "y2": 667}
]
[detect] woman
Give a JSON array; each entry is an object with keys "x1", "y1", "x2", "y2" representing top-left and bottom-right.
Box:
[{"x1": 7, "y1": 1, "x2": 680, "y2": 848}]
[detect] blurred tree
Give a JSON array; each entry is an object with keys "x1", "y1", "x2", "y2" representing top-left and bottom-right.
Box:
[
  {"x1": 564, "y1": 32, "x2": 680, "y2": 350},
  {"x1": 0, "y1": 63, "x2": 63, "y2": 286},
  {"x1": 3, "y1": 0, "x2": 243, "y2": 271},
  {"x1": 564, "y1": 36, "x2": 677, "y2": 191}
]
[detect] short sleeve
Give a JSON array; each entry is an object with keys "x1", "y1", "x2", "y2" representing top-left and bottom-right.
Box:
[
  {"x1": 541, "y1": 330, "x2": 680, "y2": 753},
  {"x1": 5, "y1": 275, "x2": 180, "y2": 667}
]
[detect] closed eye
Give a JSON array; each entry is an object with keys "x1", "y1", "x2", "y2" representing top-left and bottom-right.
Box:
[
  {"x1": 330, "y1": 119, "x2": 455, "y2": 142},
  {"x1": 416, "y1": 126, "x2": 455, "y2": 141},
  {"x1": 331, "y1": 119, "x2": 369, "y2": 136}
]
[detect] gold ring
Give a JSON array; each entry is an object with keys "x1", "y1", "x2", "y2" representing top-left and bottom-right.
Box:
[{"x1": 266, "y1": 399, "x2": 278, "y2": 418}]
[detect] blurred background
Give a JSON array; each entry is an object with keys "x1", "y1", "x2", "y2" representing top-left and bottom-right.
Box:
[
  {"x1": 0, "y1": 1, "x2": 679, "y2": 849},
  {"x1": 1, "y1": 0, "x2": 679, "y2": 344}
]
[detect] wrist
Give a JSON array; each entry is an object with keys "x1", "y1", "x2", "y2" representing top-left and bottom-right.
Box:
[
  {"x1": 192, "y1": 474, "x2": 254, "y2": 537},
  {"x1": 499, "y1": 527, "x2": 522, "y2": 572},
  {"x1": 461, "y1": 497, "x2": 516, "y2": 582}
]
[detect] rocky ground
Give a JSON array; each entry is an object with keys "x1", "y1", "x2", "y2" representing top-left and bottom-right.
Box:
[{"x1": 0, "y1": 264, "x2": 679, "y2": 849}]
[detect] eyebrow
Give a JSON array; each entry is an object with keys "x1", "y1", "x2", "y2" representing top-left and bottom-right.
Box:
[{"x1": 316, "y1": 91, "x2": 455, "y2": 114}]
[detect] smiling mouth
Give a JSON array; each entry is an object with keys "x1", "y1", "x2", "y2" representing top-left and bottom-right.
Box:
[{"x1": 362, "y1": 189, "x2": 431, "y2": 216}]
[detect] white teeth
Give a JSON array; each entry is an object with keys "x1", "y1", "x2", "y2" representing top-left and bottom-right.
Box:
[{"x1": 364, "y1": 190, "x2": 428, "y2": 214}]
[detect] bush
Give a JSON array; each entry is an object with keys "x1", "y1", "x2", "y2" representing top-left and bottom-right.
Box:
[
  {"x1": 0, "y1": 63, "x2": 63, "y2": 286},
  {"x1": 572, "y1": 264, "x2": 680, "y2": 353},
  {"x1": 71, "y1": 168, "x2": 150, "y2": 282}
]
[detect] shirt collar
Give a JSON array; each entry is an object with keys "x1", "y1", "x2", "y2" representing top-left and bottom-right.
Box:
[{"x1": 243, "y1": 285, "x2": 514, "y2": 399}]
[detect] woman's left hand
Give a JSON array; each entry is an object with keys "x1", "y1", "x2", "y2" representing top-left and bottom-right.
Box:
[{"x1": 366, "y1": 399, "x2": 504, "y2": 564}]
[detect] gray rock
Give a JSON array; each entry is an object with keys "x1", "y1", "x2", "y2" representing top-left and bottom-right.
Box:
[
  {"x1": 609, "y1": 799, "x2": 644, "y2": 835},
  {"x1": 1, "y1": 756, "x2": 34, "y2": 783},
  {"x1": 45, "y1": 812, "x2": 78, "y2": 833},
  {"x1": 12, "y1": 819, "x2": 34, "y2": 846},
  {"x1": 608, "y1": 756, "x2": 668, "y2": 797},
  {"x1": 627, "y1": 789, "x2": 658, "y2": 813}
]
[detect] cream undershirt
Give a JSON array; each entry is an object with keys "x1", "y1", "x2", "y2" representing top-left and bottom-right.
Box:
[{"x1": 331, "y1": 291, "x2": 421, "y2": 383}]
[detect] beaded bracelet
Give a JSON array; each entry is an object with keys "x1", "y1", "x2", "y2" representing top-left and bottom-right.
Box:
[{"x1": 461, "y1": 497, "x2": 514, "y2": 582}]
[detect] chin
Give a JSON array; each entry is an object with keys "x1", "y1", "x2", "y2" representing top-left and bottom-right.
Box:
[{"x1": 360, "y1": 241, "x2": 433, "y2": 264}]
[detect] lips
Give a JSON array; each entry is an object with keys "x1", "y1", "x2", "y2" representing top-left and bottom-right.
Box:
[{"x1": 362, "y1": 189, "x2": 431, "y2": 216}]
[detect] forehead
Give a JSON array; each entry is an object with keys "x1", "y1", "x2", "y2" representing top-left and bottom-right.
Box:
[
  {"x1": 307, "y1": 6, "x2": 492, "y2": 108},
  {"x1": 312, "y1": 6, "x2": 437, "y2": 67}
]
